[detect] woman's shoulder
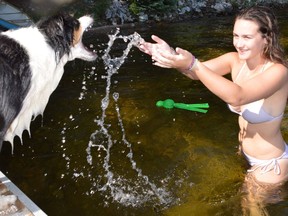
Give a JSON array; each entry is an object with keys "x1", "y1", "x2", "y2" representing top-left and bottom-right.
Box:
[
  {"x1": 261, "y1": 62, "x2": 288, "y2": 93},
  {"x1": 220, "y1": 52, "x2": 242, "y2": 65},
  {"x1": 223, "y1": 52, "x2": 241, "y2": 60},
  {"x1": 220, "y1": 52, "x2": 245, "y2": 71},
  {"x1": 266, "y1": 61, "x2": 288, "y2": 75}
]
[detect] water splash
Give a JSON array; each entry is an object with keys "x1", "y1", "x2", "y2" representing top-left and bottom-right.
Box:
[{"x1": 86, "y1": 28, "x2": 172, "y2": 207}]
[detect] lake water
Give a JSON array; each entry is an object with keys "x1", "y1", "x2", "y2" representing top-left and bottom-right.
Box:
[{"x1": 1, "y1": 10, "x2": 288, "y2": 216}]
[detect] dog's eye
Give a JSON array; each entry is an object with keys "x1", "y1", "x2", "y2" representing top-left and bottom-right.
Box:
[{"x1": 73, "y1": 20, "x2": 80, "y2": 28}]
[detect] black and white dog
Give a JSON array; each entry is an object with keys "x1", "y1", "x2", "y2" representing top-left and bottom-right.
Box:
[{"x1": 0, "y1": 12, "x2": 97, "y2": 151}]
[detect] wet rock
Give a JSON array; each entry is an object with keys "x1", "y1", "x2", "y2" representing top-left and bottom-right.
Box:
[
  {"x1": 105, "y1": 0, "x2": 133, "y2": 25},
  {"x1": 138, "y1": 13, "x2": 148, "y2": 22},
  {"x1": 212, "y1": 2, "x2": 233, "y2": 14}
]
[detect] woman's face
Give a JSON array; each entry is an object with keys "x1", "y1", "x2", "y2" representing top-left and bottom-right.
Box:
[{"x1": 233, "y1": 19, "x2": 267, "y2": 60}]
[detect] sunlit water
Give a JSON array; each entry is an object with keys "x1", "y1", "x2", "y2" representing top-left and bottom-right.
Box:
[{"x1": 1, "y1": 11, "x2": 288, "y2": 216}]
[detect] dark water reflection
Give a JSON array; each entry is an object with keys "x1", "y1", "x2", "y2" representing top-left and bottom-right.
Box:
[{"x1": 1, "y1": 12, "x2": 288, "y2": 216}]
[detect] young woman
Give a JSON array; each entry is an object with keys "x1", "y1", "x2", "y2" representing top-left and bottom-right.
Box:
[{"x1": 139, "y1": 6, "x2": 288, "y2": 185}]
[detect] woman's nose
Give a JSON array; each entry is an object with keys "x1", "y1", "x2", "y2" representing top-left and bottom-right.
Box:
[{"x1": 235, "y1": 38, "x2": 244, "y2": 48}]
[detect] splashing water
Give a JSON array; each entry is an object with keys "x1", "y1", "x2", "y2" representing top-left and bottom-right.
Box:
[{"x1": 86, "y1": 28, "x2": 172, "y2": 207}]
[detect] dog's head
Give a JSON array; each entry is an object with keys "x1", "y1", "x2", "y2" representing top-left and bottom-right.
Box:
[
  {"x1": 38, "y1": 12, "x2": 97, "y2": 62},
  {"x1": 69, "y1": 15, "x2": 97, "y2": 62}
]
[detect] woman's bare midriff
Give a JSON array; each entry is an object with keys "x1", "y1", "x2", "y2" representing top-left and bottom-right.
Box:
[{"x1": 238, "y1": 115, "x2": 286, "y2": 159}]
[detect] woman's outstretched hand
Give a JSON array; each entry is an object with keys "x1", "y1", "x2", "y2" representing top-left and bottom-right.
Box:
[
  {"x1": 139, "y1": 35, "x2": 173, "y2": 56},
  {"x1": 139, "y1": 35, "x2": 193, "y2": 71}
]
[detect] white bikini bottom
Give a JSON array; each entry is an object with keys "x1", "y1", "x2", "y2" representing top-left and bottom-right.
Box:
[{"x1": 242, "y1": 144, "x2": 288, "y2": 175}]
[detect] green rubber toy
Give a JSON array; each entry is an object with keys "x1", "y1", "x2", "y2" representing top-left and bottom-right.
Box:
[{"x1": 156, "y1": 99, "x2": 209, "y2": 113}]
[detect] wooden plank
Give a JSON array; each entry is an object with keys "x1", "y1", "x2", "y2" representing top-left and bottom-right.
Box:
[{"x1": 0, "y1": 2, "x2": 33, "y2": 29}]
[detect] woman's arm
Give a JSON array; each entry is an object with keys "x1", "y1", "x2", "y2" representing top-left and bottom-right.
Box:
[
  {"x1": 176, "y1": 51, "x2": 239, "y2": 80},
  {"x1": 139, "y1": 35, "x2": 236, "y2": 79},
  {"x1": 191, "y1": 61, "x2": 288, "y2": 106},
  {"x1": 140, "y1": 35, "x2": 288, "y2": 106}
]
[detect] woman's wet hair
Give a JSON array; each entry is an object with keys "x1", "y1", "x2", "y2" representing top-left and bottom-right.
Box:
[{"x1": 236, "y1": 6, "x2": 288, "y2": 68}]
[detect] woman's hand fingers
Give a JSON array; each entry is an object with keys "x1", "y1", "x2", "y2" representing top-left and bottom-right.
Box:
[
  {"x1": 153, "y1": 61, "x2": 173, "y2": 68},
  {"x1": 152, "y1": 47, "x2": 193, "y2": 70},
  {"x1": 138, "y1": 35, "x2": 193, "y2": 70},
  {"x1": 151, "y1": 35, "x2": 166, "y2": 45},
  {"x1": 138, "y1": 35, "x2": 173, "y2": 57},
  {"x1": 151, "y1": 52, "x2": 175, "y2": 68},
  {"x1": 138, "y1": 42, "x2": 153, "y2": 55}
]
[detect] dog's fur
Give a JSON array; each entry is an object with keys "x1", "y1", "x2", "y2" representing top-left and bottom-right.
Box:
[{"x1": 0, "y1": 13, "x2": 97, "y2": 151}]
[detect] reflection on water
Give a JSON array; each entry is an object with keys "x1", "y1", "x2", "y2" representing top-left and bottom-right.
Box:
[{"x1": 1, "y1": 12, "x2": 288, "y2": 216}]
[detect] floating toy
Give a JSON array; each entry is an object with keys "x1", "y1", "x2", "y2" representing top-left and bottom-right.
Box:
[{"x1": 156, "y1": 99, "x2": 209, "y2": 113}]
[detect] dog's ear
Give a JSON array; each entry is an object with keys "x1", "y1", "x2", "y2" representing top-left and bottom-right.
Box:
[
  {"x1": 60, "y1": 13, "x2": 80, "y2": 46},
  {"x1": 37, "y1": 12, "x2": 80, "y2": 61},
  {"x1": 73, "y1": 25, "x2": 82, "y2": 46}
]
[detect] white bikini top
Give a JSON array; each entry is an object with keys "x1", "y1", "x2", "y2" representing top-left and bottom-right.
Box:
[{"x1": 228, "y1": 62, "x2": 283, "y2": 124}]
